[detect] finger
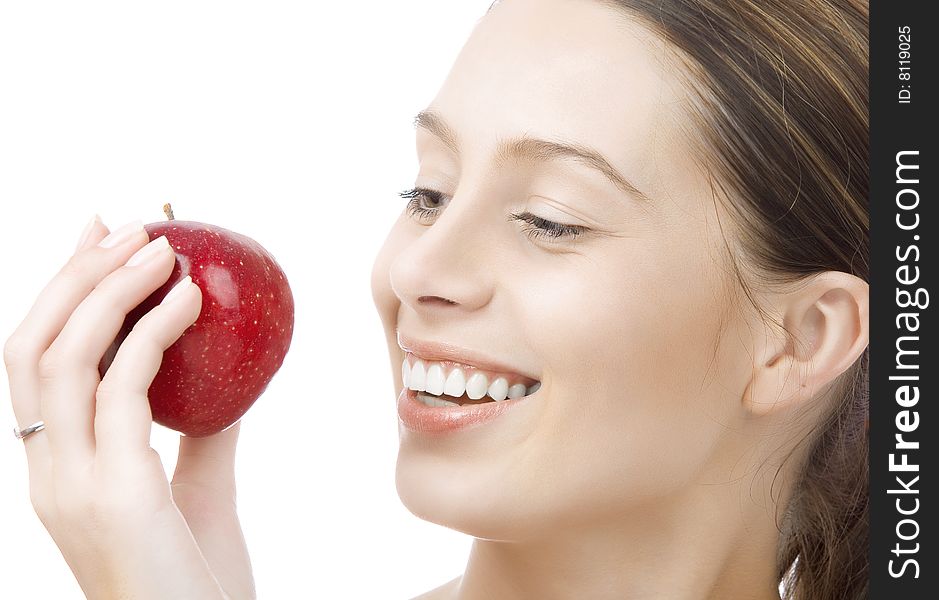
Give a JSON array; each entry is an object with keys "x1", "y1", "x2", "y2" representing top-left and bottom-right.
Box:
[
  {"x1": 171, "y1": 421, "x2": 253, "y2": 600},
  {"x1": 95, "y1": 276, "x2": 202, "y2": 460},
  {"x1": 9, "y1": 219, "x2": 146, "y2": 382},
  {"x1": 74, "y1": 213, "x2": 104, "y2": 252},
  {"x1": 7, "y1": 219, "x2": 144, "y2": 424},
  {"x1": 7, "y1": 217, "x2": 113, "y2": 422},
  {"x1": 173, "y1": 421, "x2": 241, "y2": 494},
  {"x1": 41, "y1": 235, "x2": 176, "y2": 468},
  {"x1": 5, "y1": 216, "x2": 123, "y2": 474}
]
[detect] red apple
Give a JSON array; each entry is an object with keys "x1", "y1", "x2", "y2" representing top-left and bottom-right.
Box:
[{"x1": 101, "y1": 208, "x2": 294, "y2": 437}]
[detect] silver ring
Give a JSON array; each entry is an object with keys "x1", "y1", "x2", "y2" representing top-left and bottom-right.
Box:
[{"x1": 13, "y1": 420, "x2": 45, "y2": 440}]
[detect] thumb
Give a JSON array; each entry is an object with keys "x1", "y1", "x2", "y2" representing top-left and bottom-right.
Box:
[
  {"x1": 172, "y1": 420, "x2": 241, "y2": 494},
  {"x1": 171, "y1": 421, "x2": 256, "y2": 598}
]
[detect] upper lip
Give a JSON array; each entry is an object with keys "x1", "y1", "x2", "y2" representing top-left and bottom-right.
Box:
[{"x1": 397, "y1": 331, "x2": 540, "y2": 383}]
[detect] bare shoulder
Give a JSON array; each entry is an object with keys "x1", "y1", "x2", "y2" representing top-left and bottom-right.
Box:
[{"x1": 409, "y1": 576, "x2": 461, "y2": 600}]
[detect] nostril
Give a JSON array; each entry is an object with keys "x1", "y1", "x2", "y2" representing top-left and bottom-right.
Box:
[{"x1": 418, "y1": 295, "x2": 458, "y2": 305}]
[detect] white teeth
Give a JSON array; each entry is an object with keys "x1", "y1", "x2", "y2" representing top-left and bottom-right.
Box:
[
  {"x1": 487, "y1": 377, "x2": 509, "y2": 402},
  {"x1": 443, "y1": 367, "x2": 467, "y2": 398},
  {"x1": 408, "y1": 360, "x2": 426, "y2": 392},
  {"x1": 403, "y1": 355, "x2": 542, "y2": 402},
  {"x1": 417, "y1": 392, "x2": 459, "y2": 408},
  {"x1": 507, "y1": 383, "x2": 527, "y2": 399},
  {"x1": 425, "y1": 363, "x2": 446, "y2": 395},
  {"x1": 465, "y1": 372, "x2": 489, "y2": 400}
]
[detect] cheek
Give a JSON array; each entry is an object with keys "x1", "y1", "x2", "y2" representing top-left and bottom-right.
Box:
[
  {"x1": 517, "y1": 239, "x2": 736, "y2": 507},
  {"x1": 526, "y1": 242, "x2": 726, "y2": 393}
]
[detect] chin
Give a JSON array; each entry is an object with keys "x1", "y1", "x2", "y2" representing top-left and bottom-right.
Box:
[{"x1": 394, "y1": 438, "x2": 541, "y2": 541}]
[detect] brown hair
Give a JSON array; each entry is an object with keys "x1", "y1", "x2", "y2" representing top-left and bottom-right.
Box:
[{"x1": 598, "y1": 1, "x2": 870, "y2": 598}]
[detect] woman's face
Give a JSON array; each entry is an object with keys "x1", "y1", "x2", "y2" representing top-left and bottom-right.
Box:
[{"x1": 371, "y1": 0, "x2": 758, "y2": 538}]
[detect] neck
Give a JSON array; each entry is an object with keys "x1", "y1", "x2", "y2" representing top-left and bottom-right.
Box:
[{"x1": 454, "y1": 481, "x2": 784, "y2": 600}]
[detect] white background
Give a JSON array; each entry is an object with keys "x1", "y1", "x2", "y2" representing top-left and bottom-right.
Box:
[{"x1": 0, "y1": 1, "x2": 493, "y2": 597}]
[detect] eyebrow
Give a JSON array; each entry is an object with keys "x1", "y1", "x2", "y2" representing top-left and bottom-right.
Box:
[{"x1": 413, "y1": 110, "x2": 650, "y2": 202}]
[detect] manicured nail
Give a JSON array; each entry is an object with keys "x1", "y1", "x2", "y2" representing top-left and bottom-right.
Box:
[
  {"x1": 75, "y1": 214, "x2": 102, "y2": 251},
  {"x1": 161, "y1": 276, "x2": 195, "y2": 305},
  {"x1": 97, "y1": 219, "x2": 144, "y2": 248},
  {"x1": 125, "y1": 235, "x2": 170, "y2": 267}
]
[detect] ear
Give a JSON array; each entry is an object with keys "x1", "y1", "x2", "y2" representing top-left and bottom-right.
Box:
[{"x1": 744, "y1": 271, "x2": 869, "y2": 417}]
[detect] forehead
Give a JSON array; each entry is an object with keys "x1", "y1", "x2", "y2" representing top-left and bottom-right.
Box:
[{"x1": 427, "y1": 0, "x2": 691, "y2": 191}]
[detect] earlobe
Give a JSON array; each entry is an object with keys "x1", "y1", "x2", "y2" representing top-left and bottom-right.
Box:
[{"x1": 744, "y1": 272, "x2": 869, "y2": 417}]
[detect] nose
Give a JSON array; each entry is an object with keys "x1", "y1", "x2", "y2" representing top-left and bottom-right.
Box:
[{"x1": 389, "y1": 193, "x2": 495, "y2": 315}]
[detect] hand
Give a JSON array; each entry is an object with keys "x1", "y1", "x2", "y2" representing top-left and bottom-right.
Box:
[{"x1": 5, "y1": 216, "x2": 256, "y2": 600}]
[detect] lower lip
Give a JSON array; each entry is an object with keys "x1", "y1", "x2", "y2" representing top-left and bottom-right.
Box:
[{"x1": 397, "y1": 387, "x2": 530, "y2": 434}]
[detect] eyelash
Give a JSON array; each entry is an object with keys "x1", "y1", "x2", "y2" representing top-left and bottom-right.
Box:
[{"x1": 398, "y1": 186, "x2": 587, "y2": 241}]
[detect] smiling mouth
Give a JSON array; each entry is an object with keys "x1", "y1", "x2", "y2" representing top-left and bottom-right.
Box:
[{"x1": 401, "y1": 353, "x2": 541, "y2": 407}]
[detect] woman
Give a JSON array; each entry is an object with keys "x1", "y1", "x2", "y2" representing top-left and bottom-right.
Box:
[{"x1": 6, "y1": 0, "x2": 868, "y2": 598}]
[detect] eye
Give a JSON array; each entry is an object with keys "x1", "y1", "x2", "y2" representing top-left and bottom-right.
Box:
[
  {"x1": 399, "y1": 186, "x2": 588, "y2": 242},
  {"x1": 509, "y1": 211, "x2": 588, "y2": 242},
  {"x1": 399, "y1": 186, "x2": 449, "y2": 223}
]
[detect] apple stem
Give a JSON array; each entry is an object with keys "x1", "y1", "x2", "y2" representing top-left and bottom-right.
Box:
[{"x1": 163, "y1": 203, "x2": 176, "y2": 221}]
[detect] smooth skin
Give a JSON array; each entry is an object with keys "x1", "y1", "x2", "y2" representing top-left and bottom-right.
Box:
[
  {"x1": 370, "y1": 1, "x2": 868, "y2": 599},
  {"x1": 5, "y1": 219, "x2": 254, "y2": 599},
  {"x1": 8, "y1": 0, "x2": 867, "y2": 599}
]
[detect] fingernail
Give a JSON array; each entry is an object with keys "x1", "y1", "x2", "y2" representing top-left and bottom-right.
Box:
[
  {"x1": 97, "y1": 219, "x2": 144, "y2": 248},
  {"x1": 161, "y1": 275, "x2": 194, "y2": 305},
  {"x1": 125, "y1": 236, "x2": 170, "y2": 267},
  {"x1": 75, "y1": 214, "x2": 102, "y2": 251}
]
